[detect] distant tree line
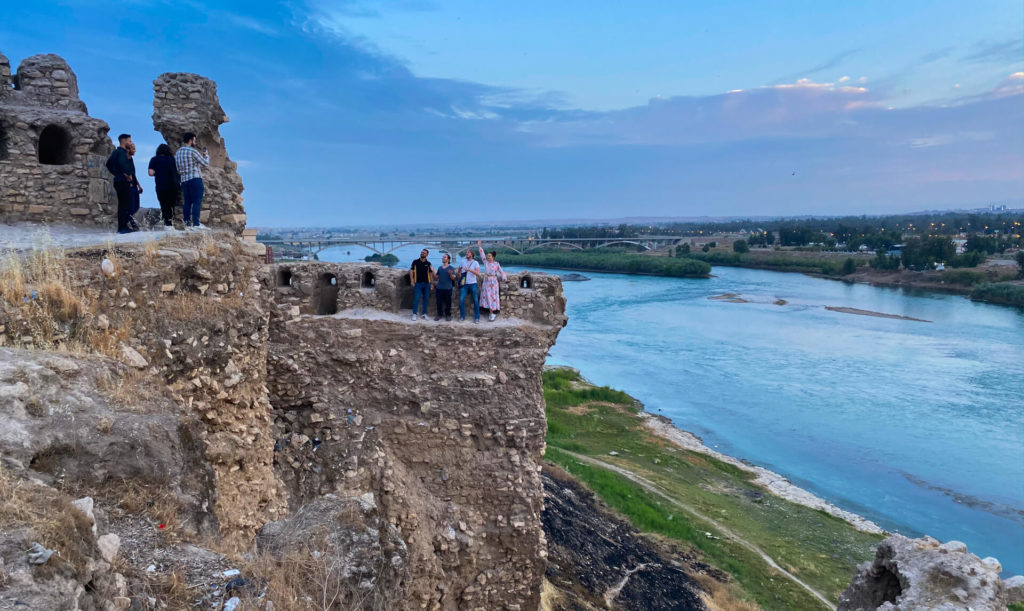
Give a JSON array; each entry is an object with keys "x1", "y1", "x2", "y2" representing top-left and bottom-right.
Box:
[{"x1": 500, "y1": 250, "x2": 710, "y2": 278}]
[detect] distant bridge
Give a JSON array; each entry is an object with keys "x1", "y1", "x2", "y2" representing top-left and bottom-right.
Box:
[{"x1": 260, "y1": 235, "x2": 685, "y2": 259}]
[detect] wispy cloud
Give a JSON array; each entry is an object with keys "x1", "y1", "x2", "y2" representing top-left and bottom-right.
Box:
[
  {"x1": 962, "y1": 39, "x2": 1024, "y2": 65},
  {"x1": 771, "y1": 49, "x2": 862, "y2": 85}
]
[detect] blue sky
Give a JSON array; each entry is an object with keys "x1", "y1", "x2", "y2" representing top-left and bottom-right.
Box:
[{"x1": 1, "y1": 0, "x2": 1021, "y2": 226}]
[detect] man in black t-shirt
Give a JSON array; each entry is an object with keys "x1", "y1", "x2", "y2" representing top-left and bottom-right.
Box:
[{"x1": 409, "y1": 249, "x2": 434, "y2": 320}]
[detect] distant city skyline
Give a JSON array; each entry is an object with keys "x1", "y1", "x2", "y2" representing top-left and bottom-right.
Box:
[{"x1": 1, "y1": 1, "x2": 1021, "y2": 225}]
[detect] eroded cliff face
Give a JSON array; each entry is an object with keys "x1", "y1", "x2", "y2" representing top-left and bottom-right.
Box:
[{"x1": 0, "y1": 239, "x2": 565, "y2": 609}]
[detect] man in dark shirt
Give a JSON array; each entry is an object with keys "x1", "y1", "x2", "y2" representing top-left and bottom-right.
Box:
[
  {"x1": 105, "y1": 133, "x2": 137, "y2": 234},
  {"x1": 409, "y1": 249, "x2": 434, "y2": 320}
]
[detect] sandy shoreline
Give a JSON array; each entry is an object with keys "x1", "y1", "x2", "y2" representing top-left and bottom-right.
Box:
[{"x1": 641, "y1": 412, "x2": 885, "y2": 535}]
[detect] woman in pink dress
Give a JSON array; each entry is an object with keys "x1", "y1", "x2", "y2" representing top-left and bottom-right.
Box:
[{"x1": 478, "y1": 240, "x2": 508, "y2": 321}]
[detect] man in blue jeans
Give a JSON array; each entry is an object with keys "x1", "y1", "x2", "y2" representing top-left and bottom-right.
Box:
[
  {"x1": 458, "y1": 248, "x2": 482, "y2": 322},
  {"x1": 409, "y1": 249, "x2": 434, "y2": 320},
  {"x1": 174, "y1": 131, "x2": 210, "y2": 230}
]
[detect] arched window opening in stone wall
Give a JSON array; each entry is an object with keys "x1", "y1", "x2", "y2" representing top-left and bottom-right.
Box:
[
  {"x1": 277, "y1": 268, "x2": 292, "y2": 287},
  {"x1": 38, "y1": 124, "x2": 73, "y2": 165},
  {"x1": 520, "y1": 275, "x2": 533, "y2": 289},
  {"x1": 314, "y1": 273, "x2": 339, "y2": 315},
  {"x1": 361, "y1": 271, "x2": 375, "y2": 288}
]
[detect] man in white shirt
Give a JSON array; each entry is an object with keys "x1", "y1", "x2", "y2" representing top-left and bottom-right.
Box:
[{"x1": 458, "y1": 248, "x2": 482, "y2": 322}]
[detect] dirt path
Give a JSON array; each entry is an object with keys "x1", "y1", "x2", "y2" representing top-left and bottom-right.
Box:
[{"x1": 561, "y1": 450, "x2": 836, "y2": 610}]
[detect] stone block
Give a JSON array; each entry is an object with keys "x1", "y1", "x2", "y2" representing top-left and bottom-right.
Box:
[
  {"x1": 69, "y1": 207, "x2": 90, "y2": 215},
  {"x1": 27, "y1": 205, "x2": 53, "y2": 214}
]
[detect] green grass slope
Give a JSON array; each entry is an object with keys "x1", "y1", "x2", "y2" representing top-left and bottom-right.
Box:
[{"x1": 543, "y1": 367, "x2": 883, "y2": 609}]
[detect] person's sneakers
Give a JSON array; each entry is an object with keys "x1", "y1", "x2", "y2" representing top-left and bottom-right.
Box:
[
  {"x1": 445, "y1": 315, "x2": 452, "y2": 322},
  {"x1": 411, "y1": 313, "x2": 418, "y2": 321},
  {"x1": 116, "y1": 228, "x2": 134, "y2": 235},
  {"x1": 194, "y1": 223, "x2": 210, "y2": 231},
  {"x1": 488, "y1": 313, "x2": 497, "y2": 321},
  {"x1": 421, "y1": 314, "x2": 428, "y2": 320},
  {"x1": 434, "y1": 316, "x2": 440, "y2": 321},
  {"x1": 459, "y1": 317, "x2": 465, "y2": 322},
  {"x1": 473, "y1": 318, "x2": 480, "y2": 324}
]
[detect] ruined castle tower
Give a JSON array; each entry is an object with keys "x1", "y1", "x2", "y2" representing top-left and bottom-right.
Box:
[
  {"x1": 0, "y1": 52, "x2": 117, "y2": 226},
  {"x1": 152, "y1": 73, "x2": 247, "y2": 232}
]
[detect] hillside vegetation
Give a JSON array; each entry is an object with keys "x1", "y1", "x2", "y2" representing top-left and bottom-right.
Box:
[{"x1": 543, "y1": 367, "x2": 883, "y2": 609}]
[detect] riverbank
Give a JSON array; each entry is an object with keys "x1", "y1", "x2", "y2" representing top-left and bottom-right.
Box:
[
  {"x1": 499, "y1": 251, "x2": 711, "y2": 278},
  {"x1": 542, "y1": 367, "x2": 884, "y2": 608},
  {"x1": 681, "y1": 249, "x2": 1024, "y2": 307}
]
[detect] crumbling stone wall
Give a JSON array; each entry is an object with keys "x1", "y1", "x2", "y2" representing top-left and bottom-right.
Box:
[
  {"x1": 0, "y1": 236, "x2": 287, "y2": 538},
  {"x1": 267, "y1": 262, "x2": 567, "y2": 324},
  {"x1": 265, "y1": 263, "x2": 566, "y2": 610},
  {"x1": 3, "y1": 241, "x2": 566, "y2": 608},
  {"x1": 152, "y1": 73, "x2": 246, "y2": 232},
  {"x1": 0, "y1": 51, "x2": 117, "y2": 226}
]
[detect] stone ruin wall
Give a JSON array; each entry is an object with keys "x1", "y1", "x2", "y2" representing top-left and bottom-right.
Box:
[
  {"x1": 0, "y1": 52, "x2": 118, "y2": 226},
  {"x1": 0, "y1": 52, "x2": 246, "y2": 233},
  {"x1": 267, "y1": 261, "x2": 567, "y2": 322},
  {"x1": 0, "y1": 237, "x2": 287, "y2": 538},
  {"x1": 264, "y1": 263, "x2": 566, "y2": 609},
  {"x1": 152, "y1": 73, "x2": 247, "y2": 232},
  {"x1": 1, "y1": 247, "x2": 566, "y2": 608}
]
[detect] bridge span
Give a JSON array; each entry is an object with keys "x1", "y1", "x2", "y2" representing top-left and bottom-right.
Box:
[{"x1": 261, "y1": 235, "x2": 684, "y2": 259}]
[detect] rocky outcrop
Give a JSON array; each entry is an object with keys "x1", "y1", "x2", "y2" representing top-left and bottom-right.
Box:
[
  {"x1": 0, "y1": 51, "x2": 117, "y2": 226},
  {"x1": 839, "y1": 534, "x2": 1021, "y2": 610},
  {"x1": 152, "y1": 73, "x2": 247, "y2": 232}
]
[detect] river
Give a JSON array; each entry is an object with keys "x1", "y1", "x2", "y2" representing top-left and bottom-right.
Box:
[{"x1": 321, "y1": 245, "x2": 1024, "y2": 575}]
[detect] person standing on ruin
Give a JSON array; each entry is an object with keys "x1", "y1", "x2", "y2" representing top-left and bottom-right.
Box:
[
  {"x1": 174, "y1": 132, "x2": 210, "y2": 230},
  {"x1": 477, "y1": 240, "x2": 508, "y2": 321},
  {"x1": 433, "y1": 253, "x2": 456, "y2": 321},
  {"x1": 409, "y1": 248, "x2": 434, "y2": 320},
  {"x1": 458, "y1": 248, "x2": 482, "y2": 323},
  {"x1": 105, "y1": 133, "x2": 138, "y2": 234},
  {"x1": 148, "y1": 144, "x2": 180, "y2": 230},
  {"x1": 125, "y1": 141, "x2": 142, "y2": 230}
]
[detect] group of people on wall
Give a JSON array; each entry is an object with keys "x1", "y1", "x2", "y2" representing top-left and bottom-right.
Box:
[
  {"x1": 105, "y1": 132, "x2": 210, "y2": 234},
  {"x1": 409, "y1": 241, "x2": 508, "y2": 323}
]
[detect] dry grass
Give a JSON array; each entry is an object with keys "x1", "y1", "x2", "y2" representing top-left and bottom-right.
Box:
[
  {"x1": 232, "y1": 539, "x2": 402, "y2": 611},
  {"x1": 0, "y1": 465, "x2": 97, "y2": 574},
  {"x1": 693, "y1": 571, "x2": 761, "y2": 611},
  {"x1": 100, "y1": 479, "x2": 184, "y2": 539}
]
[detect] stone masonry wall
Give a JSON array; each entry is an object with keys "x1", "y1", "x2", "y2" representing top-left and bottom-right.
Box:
[
  {"x1": 266, "y1": 261, "x2": 567, "y2": 324},
  {"x1": 264, "y1": 263, "x2": 566, "y2": 609},
  {"x1": 152, "y1": 73, "x2": 247, "y2": 233},
  {"x1": 2, "y1": 241, "x2": 565, "y2": 607},
  {"x1": 0, "y1": 235, "x2": 287, "y2": 538},
  {"x1": 0, "y1": 51, "x2": 117, "y2": 227}
]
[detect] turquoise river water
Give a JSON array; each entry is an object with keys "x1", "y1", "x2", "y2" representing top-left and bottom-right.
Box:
[{"x1": 322, "y1": 246, "x2": 1024, "y2": 575}]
